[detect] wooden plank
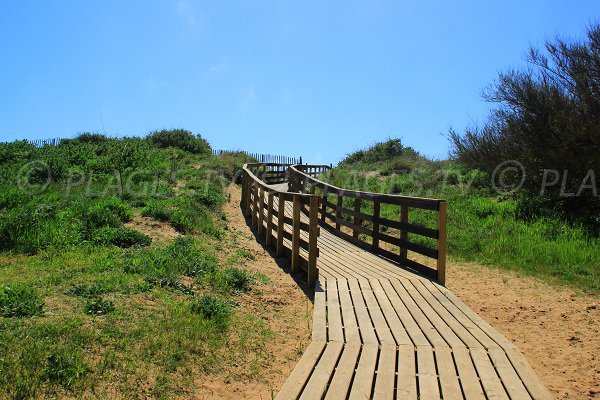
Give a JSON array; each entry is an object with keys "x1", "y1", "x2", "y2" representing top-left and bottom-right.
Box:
[
  {"x1": 372, "y1": 200, "x2": 381, "y2": 250},
  {"x1": 470, "y1": 348, "x2": 509, "y2": 400},
  {"x1": 400, "y1": 205, "x2": 408, "y2": 260},
  {"x1": 373, "y1": 344, "x2": 396, "y2": 399},
  {"x1": 352, "y1": 197, "x2": 361, "y2": 239},
  {"x1": 292, "y1": 195, "x2": 301, "y2": 273},
  {"x1": 348, "y1": 343, "x2": 378, "y2": 400},
  {"x1": 437, "y1": 201, "x2": 447, "y2": 285},
  {"x1": 266, "y1": 192, "x2": 274, "y2": 246},
  {"x1": 324, "y1": 342, "x2": 362, "y2": 400},
  {"x1": 452, "y1": 346, "x2": 485, "y2": 400},
  {"x1": 435, "y1": 347, "x2": 463, "y2": 400},
  {"x1": 488, "y1": 347, "x2": 532, "y2": 400},
  {"x1": 337, "y1": 278, "x2": 360, "y2": 343},
  {"x1": 416, "y1": 346, "x2": 440, "y2": 400},
  {"x1": 326, "y1": 278, "x2": 344, "y2": 342},
  {"x1": 504, "y1": 349, "x2": 554, "y2": 400},
  {"x1": 313, "y1": 280, "x2": 327, "y2": 341},
  {"x1": 308, "y1": 196, "x2": 319, "y2": 286},
  {"x1": 369, "y1": 278, "x2": 413, "y2": 346},
  {"x1": 347, "y1": 279, "x2": 378, "y2": 344},
  {"x1": 397, "y1": 344, "x2": 417, "y2": 400},
  {"x1": 358, "y1": 279, "x2": 395, "y2": 346},
  {"x1": 276, "y1": 340, "x2": 326, "y2": 400},
  {"x1": 276, "y1": 195, "x2": 285, "y2": 257},
  {"x1": 300, "y1": 342, "x2": 344, "y2": 400}
]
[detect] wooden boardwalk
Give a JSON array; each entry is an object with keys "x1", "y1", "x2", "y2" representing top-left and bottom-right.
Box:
[{"x1": 242, "y1": 165, "x2": 552, "y2": 400}]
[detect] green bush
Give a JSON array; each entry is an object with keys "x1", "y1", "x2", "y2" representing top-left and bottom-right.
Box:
[
  {"x1": 91, "y1": 227, "x2": 151, "y2": 248},
  {"x1": 0, "y1": 285, "x2": 44, "y2": 317},
  {"x1": 220, "y1": 267, "x2": 253, "y2": 293},
  {"x1": 64, "y1": 283, "x2": 111, "y2": 298},
  {"x1": 147, "y1": 129, "x2": 211, "y2": 155},
  {"x1": 45, "y1": 349, "x2": 88, "y2": 387},
  {"x1": 191, "y1": 294, "x2": 231, "y2": 326},
  {"x1": 142, "y1": 197, "x2": 219, "y2": 236},
  {"x1": 84, "y1": 298, "x2": 115, "y2": 315}
]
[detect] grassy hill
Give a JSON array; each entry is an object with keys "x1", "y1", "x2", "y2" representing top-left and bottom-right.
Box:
[
  {"x1": 0, "y1": 131, "x2": 272, "y2": 398},
  {"x1": 326, "y1": 139, "x2": 600, "y2": 294}
]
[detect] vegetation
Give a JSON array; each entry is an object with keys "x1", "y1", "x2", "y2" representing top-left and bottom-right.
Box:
[
  {"x1": 329, "y1": 138, "x2": 600, "y2": 293},
  {"x1": 449, "y1": 23, "x2": 600, "y2": 231},
  {"x1": 0, "y1": 130, "x2": 268, "y2": 398}
]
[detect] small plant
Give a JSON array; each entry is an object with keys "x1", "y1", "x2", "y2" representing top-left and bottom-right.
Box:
[
  {"x1": 221, "y1": 267, "x2": 253, "y2": 293},
  {"x1": 92, "y1": 227, "x2": 151, "y2": 248},
  {"x1": 0, "y1": 285, "x2": 44, "y2": 317},
  {"x1": 45, "y1": 349, "x2": 88, "y2": 387},
  {"x1": 64, "y1": 283, "x2": 111, "y2": 298},
  {"x1": 191, "y1": 294, "x2": 231, "y2": 327},
  {"x1": 144, "y1": 276, "x2": 194, "y2": 295},
  {"x1": 84, "y1": 298, "x2": 115, "y2": 315}
]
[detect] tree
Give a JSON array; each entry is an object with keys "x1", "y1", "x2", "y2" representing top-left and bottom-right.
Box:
[{"x1": 450, "y1": 23, "x2": 600, "y2": 222}]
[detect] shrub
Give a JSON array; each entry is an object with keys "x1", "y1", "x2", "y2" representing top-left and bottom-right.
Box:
[
  {"x1": 0, "y1": 285, "x2": 44, "y2": 317},
  {"x1": 92, "y1": 227, "x2": 151, "y2": 248},
  {"x1": 220, "y1": 267, "x2": 253, "y2": 292},
  {"x1": 191, "y1": 294, "x2": 231, "y2": 326},
  {"x1": 84, "y1": 298, "x2": 115, "y2": 315},
  {"x1": 147, "y1": 129, "x2": 211, "y2": 155},
  {"x1": 45, "y1": 349, "x2": 88, "y2": 387},
  {"x1": 64, "y1": 283, "x2": 111, "y2": 298}
]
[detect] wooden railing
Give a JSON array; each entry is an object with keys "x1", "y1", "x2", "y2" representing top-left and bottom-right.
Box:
[
  {"x1": 289, "y1": 164, "x2": 448, "y2": 285},
  {"x1": 241, "y1": 163, "x2": 321, "y2": 286}
]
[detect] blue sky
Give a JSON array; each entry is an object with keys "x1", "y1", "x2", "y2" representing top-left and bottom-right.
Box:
[{"x1": 0, "y1": 1, "x2": 598, "y2": 163}]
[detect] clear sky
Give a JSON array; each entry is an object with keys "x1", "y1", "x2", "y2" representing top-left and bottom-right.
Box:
[{"x1": 0, "y1": 1, "x2": 598, "y2": 163}]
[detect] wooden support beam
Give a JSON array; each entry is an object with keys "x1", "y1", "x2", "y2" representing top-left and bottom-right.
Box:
[
  {"x1": 335, "y1": 195, "x2": 342, "y2": 231},
  {"x1": 276, "y1": 194, "x2": 285, "y2": 257},
  {"x1": 372, "y1": 200, "x2": 380, "y2": 250},
  {"x1": 258, "y1": 186, "x2": 265, "y2": 236},
  {"x1": 437, "y1": 201, "x2": 447, "y2": 286},
  {"x1": 266, "y1": 192, "x2": 274, "y2": 246},
  {"x1": 291, "y1": 195, "x2": 301, "y2": 273},
  {"x1": 353, "y1": 197, "x2": 362, "y2": 239},
  {"x1": 251, "y1": 181, "x2": 258, "y2": 228},
  {"x1": 400, "y1": 205, "x2": 408, "y2": 260},
  {"x1": 308, "y1": 196, "x2": 319, "y2": 286}
]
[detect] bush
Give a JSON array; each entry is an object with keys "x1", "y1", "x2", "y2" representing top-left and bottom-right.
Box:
[
  {"x1": 84, "y1": 298, "x2": 115, "y2": 315},
  {"x1": 64, "y1": 283, "x2": 111, "y2": 298},
  {"x1": 0, "y1": 285, "x2": 44, "y2": 317},
  {"x1": 220, "y1": 267, "x2": 253, "y2": 292},
  {"x1": 45, "y1": 349, "x2": 88, "y2": 387},
  {"x1": 191, "y1": 294, "x2": 231, "y2": 326},
  {"x1": 141, "y1": 197, "x2": 219, "y2": 235},
  {"x1": 91, "y1": 227, "x2": 151, "y2": 248},
  {"x1": 147, "y1": 129, "x2": 211, "y2": 155}
]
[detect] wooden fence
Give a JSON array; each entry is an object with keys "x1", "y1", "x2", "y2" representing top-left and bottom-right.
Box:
[
  {"x1": 213, "y1": 150, "x2": 301, "y2": 165},
  {"x1": 241, "y1": 163, "x2": 321, "y2": 286},
  {"x1": 288, "y1": 164, "x2": 448, "y2": 285}
]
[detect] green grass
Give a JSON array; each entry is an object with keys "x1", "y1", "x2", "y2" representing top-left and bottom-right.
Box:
[
  {"x1": 326, "y1": 142, "x2": 600, "y2": 294},
  {"x1": 0, "y1": 133, "x2": 269, "y2": 398}
]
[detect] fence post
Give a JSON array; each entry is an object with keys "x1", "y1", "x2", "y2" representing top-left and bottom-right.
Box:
[
  {"x1": 266, "y1": 192, "x2": 274, "y2": 246},
  {"x1": 372, "y1": 201, "x2": 380, "y2": 250},
  {"x1": 245, "y1": 175, "x2": 252, "y2": 216},
  {"x1": 320, "y1": 186, "x2": 328, "y2": 223},
  {"x1": 308, "y1": 196, "x2": 319, "y2": 286},
  {"x1": 437, "y1": 201, "x2": 447, "y2": 286},
  {"x1": 241, "y1": 170, "x2": 247, "y2": 211},
  {"x1": 335, "y1": 194, "x2": 343, "y2": 230},
  {"x1": 258, "y1": 186, "x2": 265, "y2": 236},
  {"x1": 400, "y1": 205, "x2": 408, "y2": 260},
  {"x1": 353, "y1": 197, "x2": 361, "y2": 239},
  {"x1": 252, "y1": 181, "x2": 258, "y2": 229},
  {"x1": 291, "y1": 195, "x2": 301, "y2": 273},
  {"x1": 276, "y1": 194, "x2": 285, "y2": 257}
]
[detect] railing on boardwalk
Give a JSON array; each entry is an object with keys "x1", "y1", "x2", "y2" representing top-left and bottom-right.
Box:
[
  {"x1": 241, "y1": 163, "x2": 320, "y2": 286},
  {"x1": 288, "y1": 164, "x2": 448, "y2": 286},
  {"x1": 212, "y1": 149, "x2": 301, "y2": 165}
]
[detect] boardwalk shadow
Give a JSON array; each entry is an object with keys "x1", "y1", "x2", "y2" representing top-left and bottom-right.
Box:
[{"x1": 240, "y1": 204, "x2": 315, "y2": 301}]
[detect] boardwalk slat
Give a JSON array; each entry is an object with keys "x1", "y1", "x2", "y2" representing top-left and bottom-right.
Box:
[
  {"x1": 416, "y1": 346, "x2": 440, "y2": 400},
  {"x1": 348, "y1": 279, "x2": 378, "y2": 344},
  {"x1": 470, "y1": 347, "x2": 510, "y2": 400},
  {"x1": 397, "y1": 344, "x2": 418, "y2": 400},
  {"x1": 348, "y1": 343, "x2": 378, "y2": 400},
  {"x1": 276, "y1": 341, "x2": 326, "y2": 400},
  {"x1": 452, "y1": 346, "x2": 486, "y2": 400},
  {"x1": 373, "y1": 344, "x2": 397, "y2": 399},
  {"x1": 358, "y1": 278, "x2": 395, "y2": 345},
  {"x1": 327, "y1": 278, "x2": 345, "y2": 342},
  {"x1": 324, "y1": 343, "x2": 362, "y2": 400},
  {"x1": 337, "y1": 278, "x2": 361, "y2": 343},
  {"x1": 300, "y1": 342, "x2": 344, "y2": 400},
  {"x1": 312, "y1": 280, "x2": 327, "y2": 341},
  {"x1": 435, "y1": 346, "x2": 464, "y2": 400}
]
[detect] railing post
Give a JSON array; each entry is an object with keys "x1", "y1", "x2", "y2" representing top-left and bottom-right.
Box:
[
  {"x1": 308, "y1": 196, "x2": 319, "y2": 286},
  {"x1": 437, "y1": 201, "x2": 447, "y2": 286},
  {"x1": 258, "y1": 186, "x2": 265, "y2": 236},
  {"x1": 335, "y1": 194, "x2": 342, "y2": 231},
  {"x1": 276, "y1": 194, "x2": 285, "y2": 257},
  {"x1": 291, "y1": 195, "x2": 301, "y2": 273},
  {"x1": 400, "y1": 205, "x2": 408, "y2": 260},
  {"x1": 252, "y1": 181, "x2": 259, "y2": 229},
  {"x1": 266, "y1": 192, "x2": 274, "y2": 246},
  {"x1": 245, "y1": 175, "x2": 252, "y2": 216},
  {"x1": 372, "y1": 200, "x2": 380, "y2": 250},
  {"x1": 320, "y1": 186, "x2": 327, "y2": 223},
  {"x1": 353, "y1": 197, "x2": 361, "y2": 239}
]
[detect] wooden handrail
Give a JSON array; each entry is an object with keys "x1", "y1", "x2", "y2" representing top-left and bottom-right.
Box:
[
  {"x1": 288, "y1": 164, "x2": 448, "y2": 285},
  {"x1": 241, "y1": 163, "x2": 321, "y2": 286}
]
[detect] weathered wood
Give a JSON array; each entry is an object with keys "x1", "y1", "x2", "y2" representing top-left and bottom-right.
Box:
[
  {"x1": 400, "y1": 205, "x2": 408, "y2": 260},
  {"x1": 335, "y1": 195, "x2": 342, "y2": 230},
  {"x1": 291, "y1": 195, "x2": 301, "y2": 273},
  {"x1": 257, "y1": 186, "x2": 265, "y2": 236},
  {"x1": 276, "y1": 194, "x2": 285, "y2": 257},
  {"x1": 372, "y1": 200, "x2": 380, "y2": 250},
  {"x1": 437, "y1": 201, "x2": 447, "y2": 286},
  {"x1": 352, "y1": 197, "x2": 361, "y2": 239},
  {"x1": 266, "y1": 192, "x2": 274, "y2": 245},
  {"x1": 308, "y1": 196, "x2": 319, "y2": 286}
]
